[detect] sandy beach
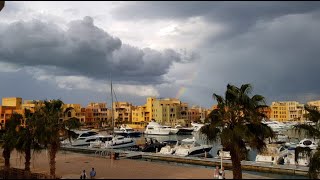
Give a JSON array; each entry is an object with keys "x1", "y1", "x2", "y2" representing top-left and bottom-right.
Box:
[{"x1": 3, "y1": 149, "x2": 270, "y2": 179}]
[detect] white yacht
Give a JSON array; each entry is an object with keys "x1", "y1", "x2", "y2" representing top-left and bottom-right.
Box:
[
  {"x1": 191, "y1": 122, "x2": 205, "y2": 132},
  {"x1": 158, "y1": 141, "x2": 180, "y2": 155},
  {"x1": 144, "y1": 121, "x2": 171, "y2": 135},
  {"x1": 114, "y1": 124, "x2": 141, "y2": 137},
  {"x1": 174, "y1": 125, "x2": 194, "y2": 135},
  {"x1": 89, "y1": 135, "x2": 113, "y2": 148},
  {"x1": 162, "y1": 125, "x2": 179, "y2": 135},
  {"x1": 297, "y1": 139, "x2": 318, "y2": 150},
  {"x1": 270, "y1": 133, "x2": 289, "y2": 143},
  {"x1": 262, "y1": 120, "x2": 286, "y2": 132},
  {"x1": 103, "y1": 135, "x2": 136, "y2": 149},
  {"x1": 71, "y1": 131, "x2": 104, "y2": 146},
  {"x1": 174, "y1": 137, "x2": 213, "y2": 157},
  {"x1": 255, "y1": 144, "x2": 283, "y2": 164}
]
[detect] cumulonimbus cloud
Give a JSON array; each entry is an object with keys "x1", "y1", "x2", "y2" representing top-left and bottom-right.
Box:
[{"x1": 0, "y1": 16, "x2": 196, "y2": 85}]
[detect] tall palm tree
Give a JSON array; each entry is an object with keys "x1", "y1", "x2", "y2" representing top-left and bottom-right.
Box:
[
  {"x1": 31, "y1": 99, "x2": 81, "y2": 177},
  {"x1": 200, "y1": 84, "x2": 274, "y2": 179},
  {"x1": 15, "y1": 109, "x2": 42, "y2": 172},
  {"x1": 32, "y1": 99, "x2": 64, "y2": 177},
  {"x1": 294, "y1": 105, "x2": 320, "y2": 179},
  {"x1": 2, "y1": 113, "x2": 22, "y2": 170}
]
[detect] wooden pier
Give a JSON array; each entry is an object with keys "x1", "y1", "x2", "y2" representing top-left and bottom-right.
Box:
[{"x1": 60, "y1": 146, "x2": 308, "y2": 177}]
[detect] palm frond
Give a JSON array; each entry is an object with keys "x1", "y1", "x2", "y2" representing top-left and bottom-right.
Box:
[
  {"x1": 240, "y1": 84, "x2": 252, "y2": 95},
  {"x1": 294, "y1": 124, "x2": 320, "y2": 138},
  {"x1": 308, "y1": 150, "x2": 320, "y2": 179},
  {"x1": 199, "y1": 124, "x2": 221, "y2": 143}
]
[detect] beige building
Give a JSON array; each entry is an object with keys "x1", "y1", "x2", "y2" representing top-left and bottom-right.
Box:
[
  {"x1": 307, "y1": 100, "x2": 320, "y2": 110},
  {"x1": 152, "y1": 98, "x2": 189, "y2": 126},
  {"x1": 85, "y1": 102, "x2": 109, "y2": 127},
  {"x1": 22, "y1": 100, "x2": 43, "y2": 113},
  {"x1": 113, "y1": 102, "x2": 133, "y2": 126},
  {"x1": 130, "y1": 97, "x2": 156, "y2": 129},
  {"x1": 270, "y1": 101, "x2": 305, "y2": 122},
  {"x1": 62, "y1": 104, "x2": 86, "y2": 123},
  {"x1": 2, "y1": 97, "x2": 22, "y2": 109},
  {"x1": 0, "y1": 97, "x2": 24, "y2": 128}
]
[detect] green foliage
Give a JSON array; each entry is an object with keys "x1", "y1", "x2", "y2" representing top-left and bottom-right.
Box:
[
  {"x1": 294, "y1": 104, "x2": 320, "y2": 178},
  {"x1": 2, "y1": 113, "x2": 22, "y2": 149},
  {"x1": 200, "y1": 84, "x2": 273, "y2": 179},
  {"x1": 2, "y1": 113, "x2": 23, "y2": 168},
  {"x1": 309, "y1": 150, "x2": 320, "y2": 179},
  {"x1": 64, "y1": 117, "x2": 81, "y2": 130}
]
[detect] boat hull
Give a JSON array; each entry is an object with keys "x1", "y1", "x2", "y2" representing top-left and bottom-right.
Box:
[
  {"x1": 144, "y1": 131, "x2": 170, "y2": 135},
  {"x1": 104, "y1": 141, "x2": 136, "y2": 149},
  {"x1": 176, "y1": 128, "x2": 194, "y2": 135},
  {"x1": 114, "y1": 131, "x2": 142, "y2": 137}
]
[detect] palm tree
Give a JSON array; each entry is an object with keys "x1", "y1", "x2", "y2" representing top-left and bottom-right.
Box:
[
  {"x1": 294, "y1": 105, "x2": 320, "y2": 179},
  {"x1": 15, "y1": 109, "x2": 42, "y2": 172},
  {"x1": 32, "y1": 99, "x2": 65, "y2": 177},
  {"x1": 200, "y1": 84, "x2": 274, "y2": 179},
  {"x1": 64, "y1": 117, "x2": 81, "y2": 145},
  {"x1": 2, "y1": 113, "x2": 22, "y2": 172},
  {"x1": 31, "y1": 99, "x2": 81, "y2": 177}
]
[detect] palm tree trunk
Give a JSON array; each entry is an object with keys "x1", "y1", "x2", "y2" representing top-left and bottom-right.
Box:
[
  {"x1": 49, "y1": 142, "x2": 58, "y2": 177},
  {"x1": 3, "y1": 148, "x2": 11, "y2": 168},
  {"x1": 24, "y1": 146, "x2": 31, "y2": 172},
  {"x1": 230, "y1": 147, "x2": 242, "y2": 179},
  {"x1": 3, "y1": 148, "x2": 11, "y2": 179}
]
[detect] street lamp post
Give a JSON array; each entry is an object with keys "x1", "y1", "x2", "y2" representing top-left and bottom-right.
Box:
[{"x1": 220, "y1": 147, "x2": 223, "y2": 169}]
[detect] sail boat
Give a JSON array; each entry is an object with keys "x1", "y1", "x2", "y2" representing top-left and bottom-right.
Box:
[
  {"x1": 89, "y1": 79, "x2": 136, "y2": 149},
  {"x1": 101, "y1": 79, "x2": 136, "y2": 149}
]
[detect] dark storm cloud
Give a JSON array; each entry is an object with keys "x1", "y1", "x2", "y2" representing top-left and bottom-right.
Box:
[
  {"x1": 0, "y1": 16, "x2": 193, "y2": 85},
  {"x1": 115, "y1": 1, "x2": 320, "y2": 106},
  {"x1": 193, "y1": 11, "x2": 320, "y2": 105},
  {"x1": 112, "y1": 2, "x2": 320, "y2": 40}
]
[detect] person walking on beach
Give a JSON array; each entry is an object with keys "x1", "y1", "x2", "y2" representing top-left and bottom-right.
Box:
[
  {"x1": 80, "y1": 170, "x2": 87, "y2": 179},
  {"x1": 214, "y1": 166, "x2": 219, "y2": 179},
  {"x1": 90, "y1": 168, "x2": 96, "y2": 179}
]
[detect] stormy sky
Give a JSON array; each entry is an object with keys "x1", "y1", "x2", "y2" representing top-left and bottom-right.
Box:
[{"x1": 1, "y1": 1, "x2": 320, "y2": 108}]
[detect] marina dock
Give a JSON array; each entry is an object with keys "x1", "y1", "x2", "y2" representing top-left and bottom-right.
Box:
[{"x1": 60, "y1": 146, "x2": 308, "y2": 177}]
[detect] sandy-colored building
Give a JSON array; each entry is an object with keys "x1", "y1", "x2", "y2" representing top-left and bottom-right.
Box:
[
  {"x1": 131, "y1": 105, "x2": 149, "y2": 128},
  {"x1": 113, "y1": 102, "x2": 133, "y2": 126},
  {"x1": 130, "y1": 97, "x2": 156, "y2": 129},
  {"x1": 152, "y1": 98, "x2": 189, "y2": 126},
  {"x1": 22, "y1": 100, "x2": 44, "y2": 113},
  {"x1": 2, "y1": 97, "x2": 22, "y2": 109},
  {"x1": 0, "y1": 97, "x2": 24, "y2": 128},
  {"x1": 270, "y1": 101, "x2": 305, "y2": 122},
  {"x1": 61, "y1": 104, "x2": 86, "y2": 123},
  {"x1": 85, "y1": 102, "x2": 109, "y2": 127},
  {"x1": 307, "y1": 100, "x2": 320, "y2": 110}
]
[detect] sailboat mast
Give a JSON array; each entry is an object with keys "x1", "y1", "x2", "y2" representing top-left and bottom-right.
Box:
[{"x1": 111, "y1": 79, "x2": 114, "y2": 131}]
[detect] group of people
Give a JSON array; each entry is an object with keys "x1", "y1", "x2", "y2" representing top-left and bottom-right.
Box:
[
  {"x1": 214, "y1": 166, "x2": 225, "y2": 179},
  {"x1": 80, "y1": 168, "x2": 96, "y2": 179}
]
